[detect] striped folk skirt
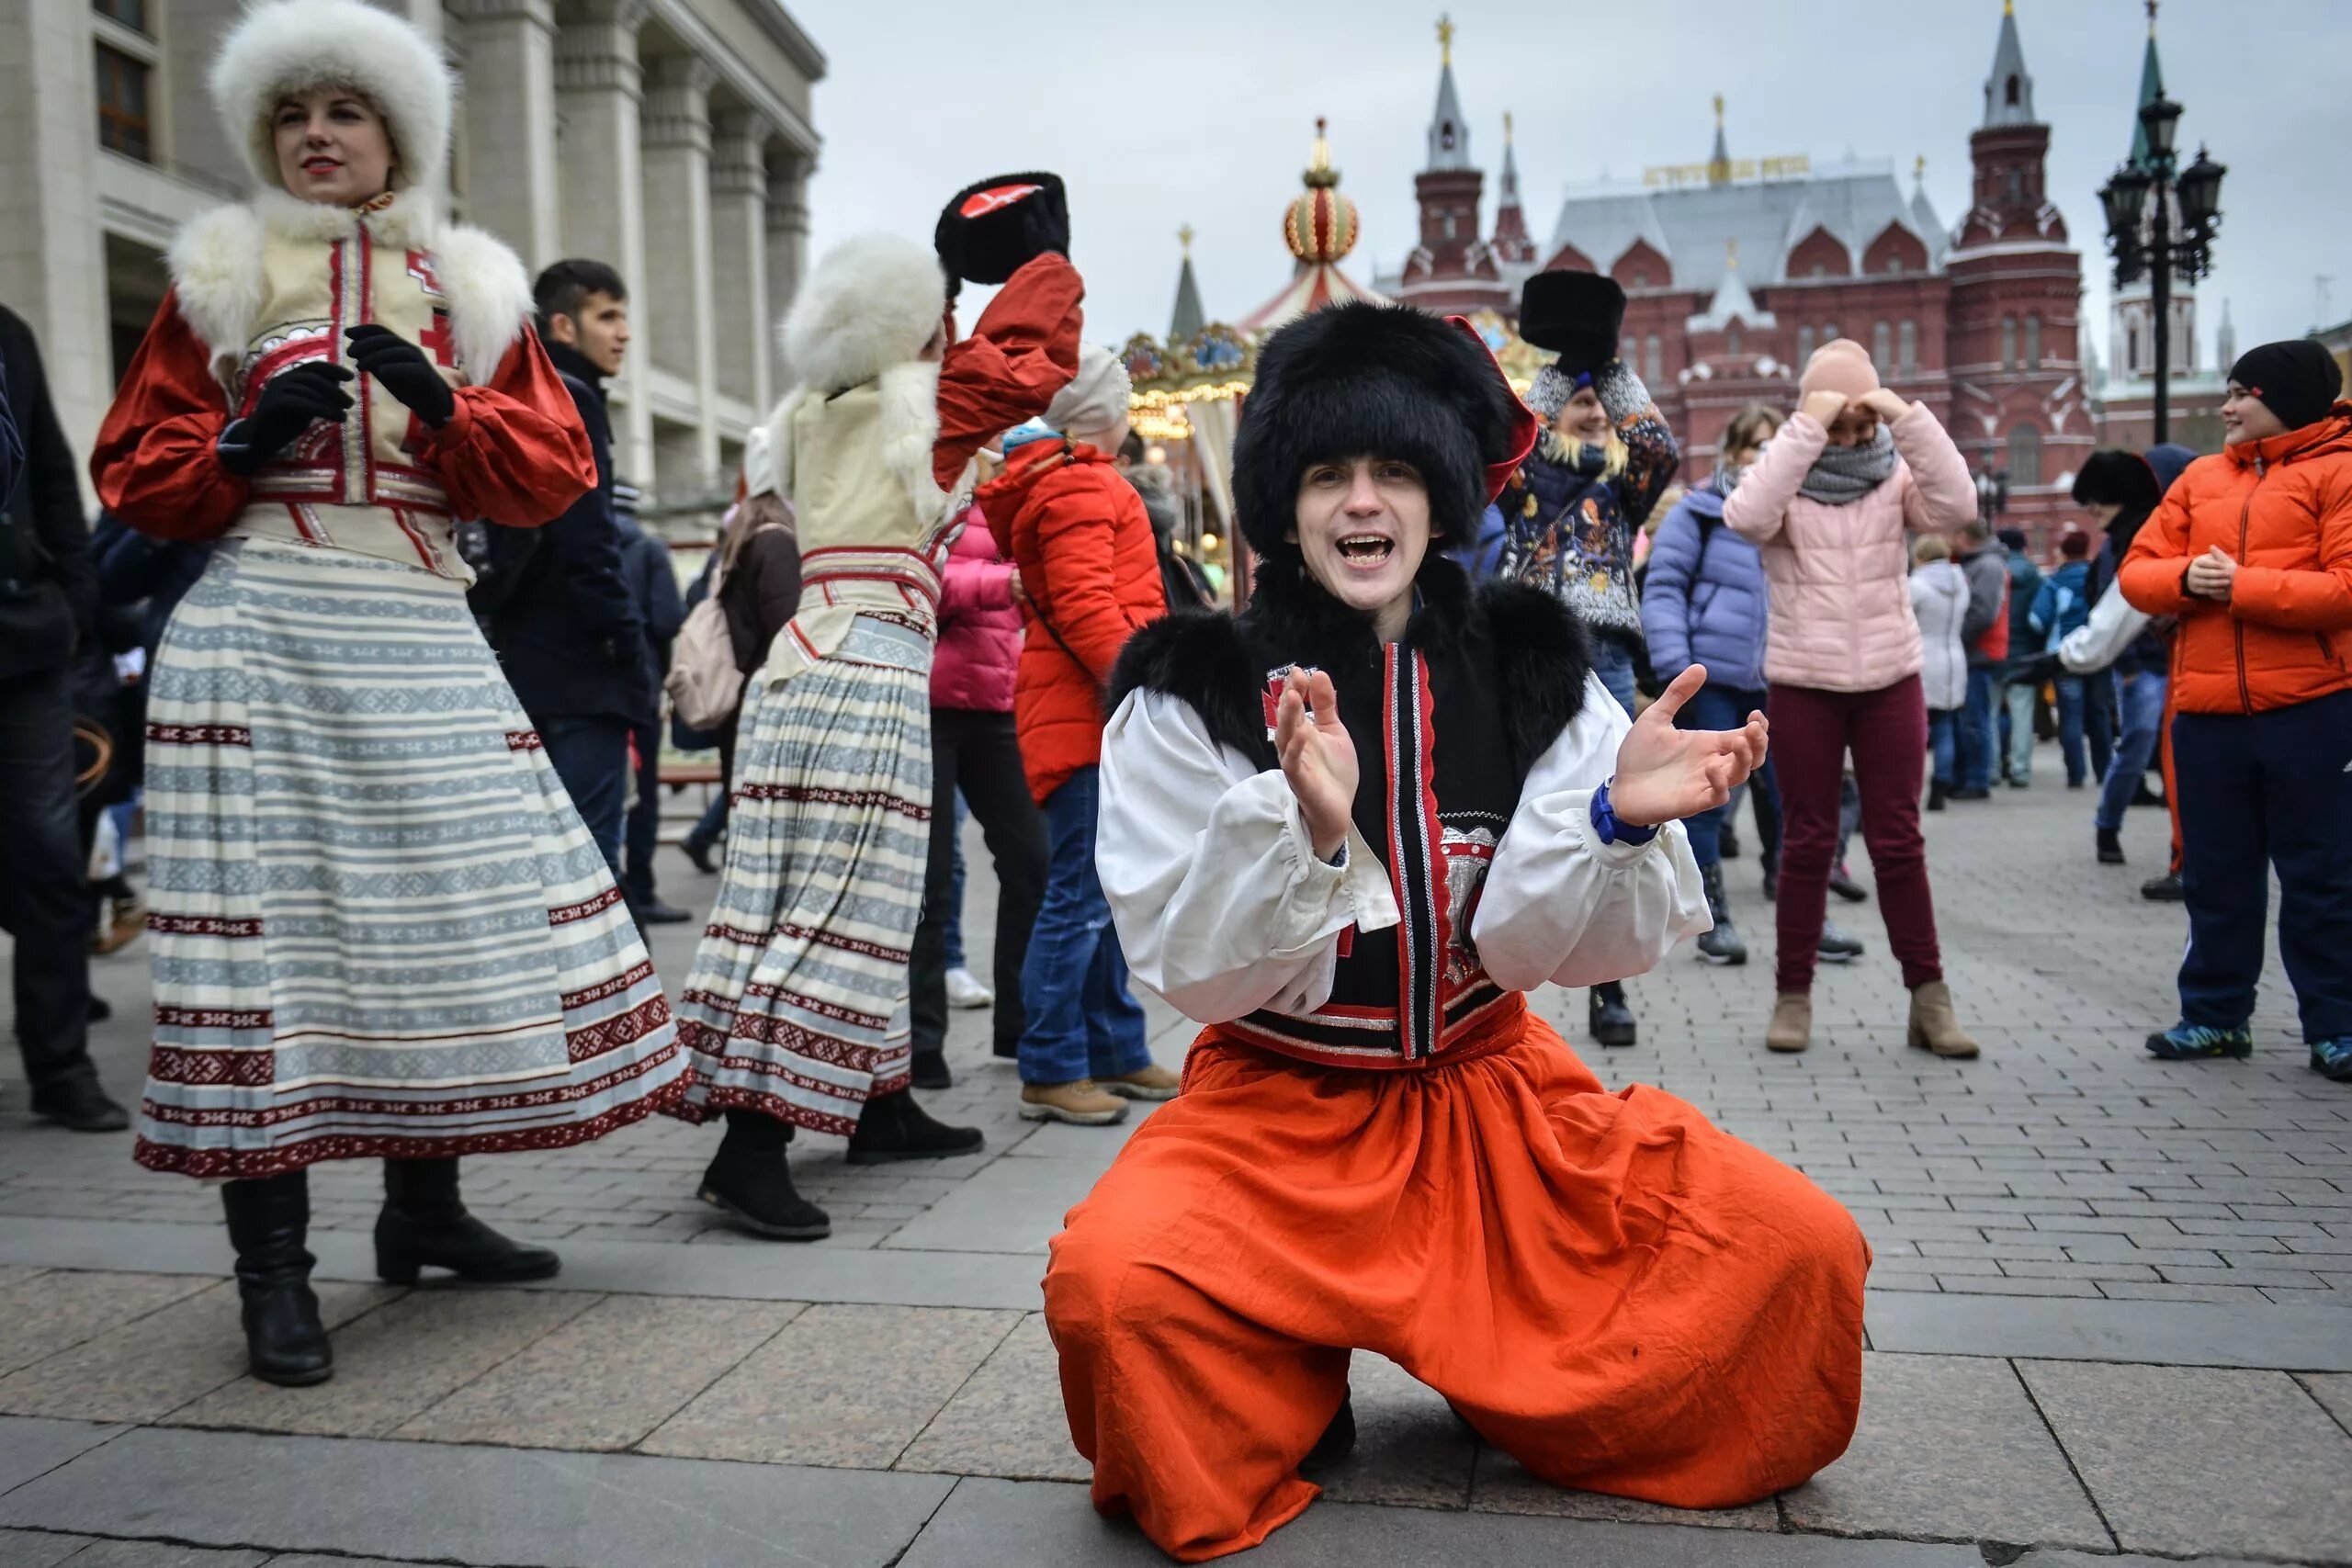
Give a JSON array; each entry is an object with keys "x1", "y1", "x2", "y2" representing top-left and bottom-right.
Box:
[
  {"x1": 672, "y1": 611, "x2": 933, "y2": 1134},
  {"x1": 133, "y1": 539, "x2": 684, "y2": 1179}
]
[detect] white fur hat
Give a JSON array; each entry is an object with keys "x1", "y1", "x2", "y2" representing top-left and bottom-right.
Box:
[
  {"x1": 210, "y1": 0, "x2": 454, "y2": 196},
  {"x1": 780, "y1": 234, "x2": 947, "y2": 395}
]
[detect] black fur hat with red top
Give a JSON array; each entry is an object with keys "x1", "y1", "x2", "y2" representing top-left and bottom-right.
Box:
[{"x1": 934, "y1": 173, "x2": 1070, "y2": 290}]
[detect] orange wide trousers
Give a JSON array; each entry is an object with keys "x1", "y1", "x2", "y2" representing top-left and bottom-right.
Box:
[{"x1": 1043, "y1": 1005, "x2": 1870, "y2": 1562}]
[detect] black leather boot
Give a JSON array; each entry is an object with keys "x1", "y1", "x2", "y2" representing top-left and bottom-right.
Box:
[
  {"x1": 220, "y1": 1172, "x2": 333, "y2": 1386},
  {"x1": 1589, "y1": 983, "x2": 1637, "y2": 1047},
  {"x1": 698, "y1": 1110, "x2": 831, "y2": 1240},
  {"x1": 376, "y1": 1156, "x2": 560, "y2": 1284},
  {"x1": 846, "y1": 1089, "x2": 986, "y2": 1165}
]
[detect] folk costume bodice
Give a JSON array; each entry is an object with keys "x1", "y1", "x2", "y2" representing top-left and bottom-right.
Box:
[
  {"x1": 92, "y1": 190, "x2": 593, "y2": 579},
  {"x1": 1100, "y1": 560, "x2": 1711, "y2": 1073}
]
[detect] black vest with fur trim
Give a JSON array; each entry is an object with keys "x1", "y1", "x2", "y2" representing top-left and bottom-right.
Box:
[{"x1": 1111, "y1": 558, "x2": 1591, "y2": 1069}]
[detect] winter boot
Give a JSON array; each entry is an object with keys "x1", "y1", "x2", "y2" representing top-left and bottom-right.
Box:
[
  {"x1": 1718, "y1": 821, "x2": 1743, "y2": 860},
  {"x1": 1019, "y1": 1079, "x2": 1130, "y2": 1126},
  {"x1": 1906, "y1": 981, "x2": 1981, "y2": 1059},
  {"x1": 1695, "y1": 863, "x2": 1747, "y2": 965},
  {"x1": 847, "y1": 1089, "x2": 986, "y2": 1164},
  {"x1": 1765, "y1": 993, "x2": 1813, "y2": 1054},
  {"x1": 911, "y1": 1048, "x2": 954, "y2": 1091},
  {"x1": 1827, "y1": 862, "x2": 1870, "y2": 903},
  {"x1": 2140, "y1": 871, "x2": 2184, "y2": 901},
  {"x1": 221, "y1": 1172, "x2": 333, "y2": 1386},
  {"x1": 698, "y1": 1110, "x2": 831, "y2": 1240},
  {"x1": 1818, "y1": 920, "x2": 1865, "y2": 963},
  {"x1": 1302, "y1": 1389, "x2": 1357, "y2": 1474},
  {"x1": 1097, "y1": 1064, "x2": 1182, "y2": 1100},
  {"x1": 1926, "y1": 778, "x2": 1949, "y2": 812},
  {"x1": 1760, "y1": 846, "x2": 1779, "y2": 902},
  {"x1": 375, "y1": 1157, "x2": 561, "y2": 1284},
  {"x1": 1588, "y1": 983, "x2": 1636, "y2": 1047},
  {"x1": 2096, "y1": 827, "x2": 2126, "y2": 865}
]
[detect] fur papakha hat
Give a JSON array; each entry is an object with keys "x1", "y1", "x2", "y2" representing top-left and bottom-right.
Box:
[
  {"x1": 936, "y1": 173, "x2": 1070, "y2": 288},
  {"x1": 210, "y1": 0, "x2": 454, "y2": 196},
  {"x1": 1518, "y1": 270, "x2": 1625, "y2": 378},
  {"x1": 1234, "y1": 302, "x2": 1538, "y2": 567},
  {"x1": 780, "y1": 232, "x2": 947, "y2": 396}
]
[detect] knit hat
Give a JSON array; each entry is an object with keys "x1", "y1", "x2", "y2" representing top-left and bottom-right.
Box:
[
  {"x1": 935, "y1": 172, "x2": 1069, "y2": 288},
  {"x1": 1233, "y1": 302, "x2": 1538, "y2": 566},
  {"x1": 1997, "y1": 526, "x2": 2028, "y2": 552},
  {"x1": 209, "y1": 0, "x2": 453, "y2": 197},
  {"x1": 1518, "y1": 271, "x2": 1625, "y2": 382},
  {"x1": 2229, "y1": 339, "x2": 2344, "y2": 434},
  {"x1": 2070, "y1": 449, "x2": 2161, "y2": 510},
  {"x1": 2059, "y1": 530, "x2": 2090, "y2": 559},
  {"x1": 1798, "y1": 339, "x2": 1881, "y2": 402},
  {"x1": 1044, "y1": 346, "x2": 1131, "y2": 444}
]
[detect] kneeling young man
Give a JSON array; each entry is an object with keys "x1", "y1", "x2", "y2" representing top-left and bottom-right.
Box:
[{"x1": 1044, "y1": 302, "x2": 1870, "y2": 1562}]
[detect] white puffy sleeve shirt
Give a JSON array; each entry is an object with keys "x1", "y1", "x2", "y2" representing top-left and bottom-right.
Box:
[{"x1": 1096, "y1": 672, "x2": 1711, "y2": 1026}]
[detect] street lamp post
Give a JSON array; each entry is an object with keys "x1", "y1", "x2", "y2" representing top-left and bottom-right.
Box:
[
  {"x1": 2099, "y1": 94, "x2": 2225, "y2": 446},
  {"x1": 1975, "y1": 464, "x2": 2009, "y2": 530}
]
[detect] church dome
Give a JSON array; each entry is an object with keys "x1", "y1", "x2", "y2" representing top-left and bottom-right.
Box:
[{"x1": 1283, "y1": 118, "x2": 1360, "y2": 265}]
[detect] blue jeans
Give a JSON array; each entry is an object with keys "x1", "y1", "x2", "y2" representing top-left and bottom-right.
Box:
[
  {"x1": 1590, "y1": 640, "x2": 1639, "y2": 715},
  {"x1": 942, "y1": 791, "x2": 969, "y2": 971},
  {"x1": 2053, "y1": 671, "x2": 2115, "y2": 788},
  {"x1": 537, "y1": 715, "x2": 630, "y2": 881},
  {"x1": 2096, "y1": 670, "x2": 2167, "y2": 832},
  {"x1": 1679, "y1": 682, "x2": 1767, "y2": 869},
  {"x1": 1018, "y1": 767, "x2": 1151, "y2": 1087},
  {"x1": 2003, "y1": 676, "x2": 2037, "y2": 781},
  {"x1": 1959, "y1": 667, "x2": 2000, "y2": 790},
  {"x1": 1928, "y1": 708, "x2": 1959, "y2": 786}
]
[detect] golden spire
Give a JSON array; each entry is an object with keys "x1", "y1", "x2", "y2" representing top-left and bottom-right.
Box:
[
  {"x1": 1303, "y1": 116, "x2": 1340, "y2": 189},
  {"x1": 1436, "y1": 13, "x2": 1453, "y2": 64},
  {"x1": 2146, "y1": 0, "x2": 2157, "y2": 37},
  {"x1": 1725, "y1": 239, "x2": 1738, "y2": 270},
  {"x1": 1915, "y1": 152, "x2": 1927, "y2": 184},
  {"x1": 1713, "y1": 93, "x2": 1724, "y2": 125},
  {"x1": 1178, "y1": 223, "x2": 1194, "y2": 254},
  {"x1": 2004, "y1": 0, "x2": 2014, "y2": 15},
  {"x1": 1504, "y1": 109, "x2": 1514, "y2": 142}
]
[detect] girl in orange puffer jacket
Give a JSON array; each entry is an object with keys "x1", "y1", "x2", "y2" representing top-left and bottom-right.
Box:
[{"x1": 2120, "y1": 340, "x2": 2352, "y2": 1082}]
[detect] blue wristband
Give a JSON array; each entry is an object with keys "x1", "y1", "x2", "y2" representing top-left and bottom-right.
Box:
[{"x1": 1590, "y1": 779, "x2": 1659, "y2": 847}]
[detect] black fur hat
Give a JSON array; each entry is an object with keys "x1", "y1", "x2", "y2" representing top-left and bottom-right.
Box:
[
  {"x1": 1234, "y1": 302, "x2": 1536, "y2": 570},
  {"x1": 935, "y1": 172, "x2": 1070, "y2": 287},
  {"x1": 2070, "y1": 449, "x2": 2161, "y2": 509},
  {"x1": 1517, "y1": 270, "x2": 1625, "y2": 378}
]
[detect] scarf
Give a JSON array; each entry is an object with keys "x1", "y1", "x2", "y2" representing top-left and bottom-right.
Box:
[{"x1": 1797, "y1": 425, "x2": 1896, "y2": 505}]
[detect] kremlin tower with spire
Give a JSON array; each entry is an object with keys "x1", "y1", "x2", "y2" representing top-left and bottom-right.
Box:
[{"x1": 1385, "y1": 15, "x2": 1513, "y2": 314}]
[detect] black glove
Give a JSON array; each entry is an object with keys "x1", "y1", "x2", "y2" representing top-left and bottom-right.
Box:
[
  {"x1": 219, "y1": 362, "x2": 354, "y2": 475},
  {"x1": 345, "y1": 323, "x2": 456, "y2": 430}
]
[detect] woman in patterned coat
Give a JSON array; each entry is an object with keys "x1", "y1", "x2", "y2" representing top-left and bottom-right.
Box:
[{"x1": 90, "y1": 0, "x2": 684, "y2": 1386}]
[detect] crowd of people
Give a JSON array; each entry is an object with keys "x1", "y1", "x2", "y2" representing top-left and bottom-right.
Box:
[{"x1": 2, "y1": 0, "x2": 2348, "y2": 1554}]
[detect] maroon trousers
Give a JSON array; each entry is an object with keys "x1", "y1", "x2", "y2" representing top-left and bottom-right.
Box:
[{"x1": 1769, "y1": 674, "x2": 1943, "y2": 996}]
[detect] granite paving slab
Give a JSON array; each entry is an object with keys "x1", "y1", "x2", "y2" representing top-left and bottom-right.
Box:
[
  {"x1": 1467, "y1": 1449, "x2": 1778, "y2": 1530},
  {"x1": 45, "y1": 1543, "x2": 267, "y2": 1566},
  {"x1": 0, "y1": 1532, "x2": 85, "y2": 1568},
  {"x1": 896, "y1": 1313, "x2": 1089, "y2": 1482},
  {"x1": 2018, "y1": 1359, "x2": 2352, "y2": 1561},
  {"x1": 391, "y1": 1294, "x2": 801, "y2": 1450},
  {"x1": 1781, "y1": 1352, "x2": 2108, "y2": 1548},
  {"x1": 881, "y1": 1156, "x2": 1108, "y2": 1254},
  {"x1": 1309, "y1": 1354, "x2": 1475, "y2": 1511},
  {"x1": 0, "y1": 1283, "x2": 393, "y2": 1424},
  {"x1": 641, "y1": 1303, "x2": 1017, "y2": 1467},
  {"x1": 0, "y1": 1427, "x2": 955, "y2": 1568},
  {"x1": 2302, "y1": 1371, "x2": 2352, "y2": 1436},
  {"x1": 1864, "y1": 1289, "x2": 2352, "y2": 1370},
  {"x1": 166, "y1": 1287, "x2": 592, "y2": 1438},
  {"x1": 0, "y1": 1273, "x2": 217, "y2": 1376},
  {"x1": 0, "y1": 1420, "x2": 124, "y2": 1497}
]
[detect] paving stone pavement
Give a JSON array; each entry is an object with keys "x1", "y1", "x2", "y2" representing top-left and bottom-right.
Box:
[{"x1": 0, "y1": 761, "x2": 2346, "y2": 1564}]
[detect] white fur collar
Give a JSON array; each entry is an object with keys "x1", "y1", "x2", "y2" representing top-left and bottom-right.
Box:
[{"x1": 166, "y1": 190, "x2": 532, "y2": 382}]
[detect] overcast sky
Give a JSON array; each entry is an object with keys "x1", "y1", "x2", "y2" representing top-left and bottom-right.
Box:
[{"x1": 789, "y1": 0, "x2": 2347, "y2": 379}]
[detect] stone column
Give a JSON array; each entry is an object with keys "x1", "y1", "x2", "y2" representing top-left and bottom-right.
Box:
[
  {"x1": 708, "y1": 110, "x2": 770, "y2": 415},
  {"x1": 764, "y1": 152, "x2": 811, "y2": 393},
  {"x1": 639, "y1": 53, "x2": 718, "y2": 482},
  {"x1": 553, "y1": 0, "x2": 650, "y2": 480},
  {"x1": 456, "y1": 0, "x2": 560, "y2": 266}
]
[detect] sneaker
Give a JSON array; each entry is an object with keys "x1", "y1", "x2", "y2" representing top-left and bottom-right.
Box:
[
  {"x1": 1827, "y1": 863, "x2": 1869, "y2": 903},
  {"x1": 2008, "y1": 776, "x2": 2031, "y2": 789},
  {"x1": 1019, "y1": 1079, "x2": 1131, "y2": 1125},
  {"x1": 1817, "y1": 921, "x2": 1864, "y2": 963},
  {"x1": 944, "y1": 966, "x2": 994, "y2": 1010},
  {"x1": 2140, "y1": 871, "x2": 2184, "y2": 902},
  {"x1": 2144, "y1": 1021, "x2": 2254, "y2": 1061},
  {"x1": 1098, "y1": 1064, "x2": 1181, "y2": 1100},
  {"x1": 2311, "y1": 1039, "x2": 2352, "y2": 1083}
]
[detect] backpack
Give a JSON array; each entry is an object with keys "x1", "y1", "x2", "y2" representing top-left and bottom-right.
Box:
[{"x1": 663, "y1": 513, "x2": 782, "y2": 732}]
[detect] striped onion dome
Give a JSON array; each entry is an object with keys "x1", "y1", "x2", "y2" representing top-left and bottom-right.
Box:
[{"x1": 1283, "y1": 118, "x2": 1361, "y2": 265}]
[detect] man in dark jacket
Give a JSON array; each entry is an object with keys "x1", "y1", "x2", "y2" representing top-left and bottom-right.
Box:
[
  {"x1": 472, "y1": 262, "x2": 651, "y2": 882},
  {"x1": 1951, "y1": 519, "x2": 2009, "y2": 800},
  {"x1": 0, "y1": 304, "x2": 127, "y2": 1130},
  {"x1": 1997, "y1": 525, "x2": 2048, "y2": 787},
  {"x1": 613, "y1": 479, "x2": 691, "y2": 922}
]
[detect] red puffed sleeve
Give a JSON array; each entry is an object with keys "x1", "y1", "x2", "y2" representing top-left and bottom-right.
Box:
[
  {"x1": 422, "y1": 327, "x2": 597, "y2": 528},
  {"x1": 91, "y1": 291, "x2": 251, "y2": 541},
  {"x1": 933, "y1": 253, "x2": 1084, "y2": 491}
]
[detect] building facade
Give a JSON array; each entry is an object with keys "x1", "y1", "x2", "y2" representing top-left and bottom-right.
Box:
[
  {"x1": 1375, "y1": 6, "x2": 2088, "y2": 537},
  {"x1": 0, "y1": 0, "x2": 821, "y2": 519}
]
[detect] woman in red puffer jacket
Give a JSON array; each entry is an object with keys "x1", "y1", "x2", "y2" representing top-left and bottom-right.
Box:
[
  {"x1": 977, "y1": 348, "x2": 1172, "y2": 1124},
  {"x1": 908, "y1": 508, "x2": 1046, "y2": 1088}
]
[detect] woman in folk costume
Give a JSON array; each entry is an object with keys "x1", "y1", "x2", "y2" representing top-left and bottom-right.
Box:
[
  {"x1": 673, "y1": 187, "x2": 1083, "y2": 1240},
  {"x1": 87, "y1": 0, "x2": 684, "y2": 1386},
  {"x1": 1498, "y1": 270, "x2": 1679, "y2": 1049},
  {"x1": 1047, "y1": 302, "x2": 1869, "y2": 1562}
]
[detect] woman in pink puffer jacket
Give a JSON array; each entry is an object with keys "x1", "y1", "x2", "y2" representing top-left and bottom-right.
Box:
[
  {"x1": 1724, "y1": 339, "x2": 1977, "y2": 1058},
  {"x1": 908, "y1": 506, "x2": 1048, "y2": 1085}
]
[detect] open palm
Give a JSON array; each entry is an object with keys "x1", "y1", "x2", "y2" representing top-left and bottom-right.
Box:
[{"x1": 1610, "y1": 665, "x2": 1770, "y2": 828}]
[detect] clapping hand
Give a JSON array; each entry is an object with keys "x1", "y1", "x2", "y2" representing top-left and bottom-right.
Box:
[
  {"x1": 1274, "y1": 668, "x2": 1358, "y2": 861},
  {"x1": 2184, "y1": 545, "x2": 2237, "y2": 602},
  {"x1": 1608, "y1": 665, "x2": 1770, "y2": 829}
]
